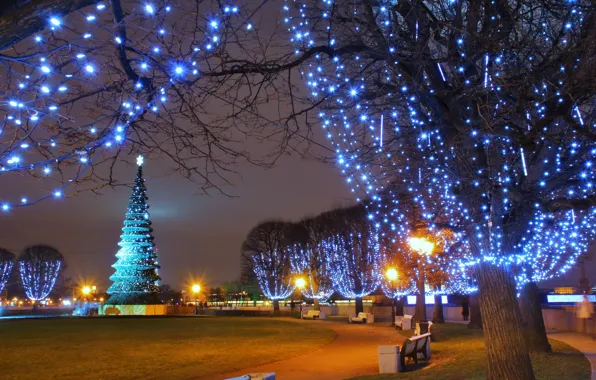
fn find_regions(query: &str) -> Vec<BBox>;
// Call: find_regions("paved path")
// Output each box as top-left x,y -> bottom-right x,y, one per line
212,320 -> 404,380
548,332 -> 596,380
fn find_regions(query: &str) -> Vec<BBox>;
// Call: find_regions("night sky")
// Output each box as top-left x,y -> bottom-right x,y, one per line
0,139 -> 355,290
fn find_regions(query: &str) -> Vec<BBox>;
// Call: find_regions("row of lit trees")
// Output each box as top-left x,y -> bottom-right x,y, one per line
241,203 -> 474,322
0,245 -> 64,303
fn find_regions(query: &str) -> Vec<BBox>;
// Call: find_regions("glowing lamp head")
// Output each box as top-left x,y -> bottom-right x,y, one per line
385,268 -> 398,281
82,286 -> 91,295
295,278 -> 306,288
409,237 -> 434,256
191,284 -> 201,294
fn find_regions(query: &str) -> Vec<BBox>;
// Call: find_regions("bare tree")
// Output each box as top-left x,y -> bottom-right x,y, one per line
0,248 -> 15,295
289,214 -> 338,310
0,0 -> 325,209
516,211 -> 596,352
241,219 -> 294,312
18,244 -> 64,301
324,204 -> 381,315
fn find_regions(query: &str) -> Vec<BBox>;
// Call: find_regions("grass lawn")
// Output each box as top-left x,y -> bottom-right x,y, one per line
325,315 -> 392,328
350,323 -> 591,380
0,317 -> 336,380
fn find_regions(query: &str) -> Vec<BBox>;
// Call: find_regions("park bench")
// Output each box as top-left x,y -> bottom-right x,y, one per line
349,312 -> 374,324
399,332 -> 431,371
301,310 -> 326,320
226,373 -> 275,380
414,321 -> 433,336
395,314 -> 413,330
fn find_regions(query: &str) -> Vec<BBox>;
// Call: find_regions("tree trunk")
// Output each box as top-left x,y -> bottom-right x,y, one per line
520,281 -> 551,353
391,297 -> 396,325
314,298 -> 320,311
355,297 -> 364,314
272,299 -> 280,312
432,294 -> 445,323
414,262 -> 426,322
477,262 -> 535,380
468,293 -> 483,329
396,296 -> 405,316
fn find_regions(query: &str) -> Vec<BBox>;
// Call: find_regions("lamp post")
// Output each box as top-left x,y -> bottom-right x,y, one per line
295,278 -> 306,317
409,237 -> 434,323
192,284 -> 201,315
385,268 -> 398,326
81,285 -> 93,315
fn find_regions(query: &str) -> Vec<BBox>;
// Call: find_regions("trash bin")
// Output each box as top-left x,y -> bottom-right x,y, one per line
378,345 -> 401,373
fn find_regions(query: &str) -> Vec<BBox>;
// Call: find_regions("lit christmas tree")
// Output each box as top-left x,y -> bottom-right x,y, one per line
106,155 -> 160,305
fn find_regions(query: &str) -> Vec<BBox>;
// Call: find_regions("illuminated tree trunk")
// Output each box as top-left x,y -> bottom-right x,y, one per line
355,296 -> 364,314
477,262 -> 535,380
468,294 -> 483,329
414,261 -> 426,322
520,281 -> 551,353
273,299 -> 280,312
314,298 -> 320,311
432,294 -> 445,324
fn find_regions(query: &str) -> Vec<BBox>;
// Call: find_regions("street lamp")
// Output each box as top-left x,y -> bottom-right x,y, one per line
82,286 -> 92,296
385,268 -> 399,326
409,237 -> 434,324
409,237 -> 434,256
192,284 -> 201,315
295,277 -> 306,317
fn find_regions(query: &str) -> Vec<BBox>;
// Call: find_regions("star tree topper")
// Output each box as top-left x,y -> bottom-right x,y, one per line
137,155 -> 144,166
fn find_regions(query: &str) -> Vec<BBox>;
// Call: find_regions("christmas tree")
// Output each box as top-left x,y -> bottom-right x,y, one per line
106,156 -> 161,305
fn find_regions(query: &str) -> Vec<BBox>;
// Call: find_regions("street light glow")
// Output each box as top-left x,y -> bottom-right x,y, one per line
82,286 -> 92,295
295,278 -> 306,288
191,284 -> 201,293
409,237 -> 434,256
386,268 -> 398,281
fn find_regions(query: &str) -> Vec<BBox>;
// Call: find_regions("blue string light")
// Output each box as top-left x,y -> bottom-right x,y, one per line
0,1 -> 253,212
283,0 -> 595,290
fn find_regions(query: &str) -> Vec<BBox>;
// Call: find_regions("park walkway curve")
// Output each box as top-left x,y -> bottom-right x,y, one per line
548,331 -> 596,380
209,319 -> 405,380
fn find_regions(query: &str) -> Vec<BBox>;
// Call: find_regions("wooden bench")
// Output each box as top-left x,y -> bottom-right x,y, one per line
395,314 -> 413,330
349,312 -> 374,324
301,310 -> 326,320
399,333 -> 431,371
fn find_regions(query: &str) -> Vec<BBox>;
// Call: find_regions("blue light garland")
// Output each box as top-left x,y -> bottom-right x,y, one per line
0,250 -> 15,295
0,1 -> 254,211
283,0 -> 596,290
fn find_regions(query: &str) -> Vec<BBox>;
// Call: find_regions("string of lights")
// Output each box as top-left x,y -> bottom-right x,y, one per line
283,0 -> 596,293
0,249 -> 15,295
0,1 -> 255,211
289,243 -> 334,300
252,249 -> 295,300
325,229 -> 382,299
18,245 -> 64,301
